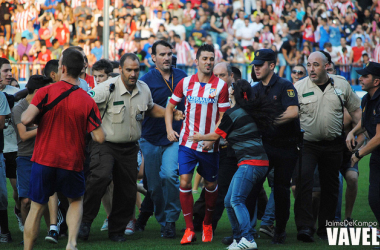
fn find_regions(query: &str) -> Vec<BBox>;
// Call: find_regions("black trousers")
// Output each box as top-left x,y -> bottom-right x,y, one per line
294,140 -> 344,235
369,150 -> 380,223
193,146 -> 265,230
263,143 -> 298,232
82,141 -> 139,236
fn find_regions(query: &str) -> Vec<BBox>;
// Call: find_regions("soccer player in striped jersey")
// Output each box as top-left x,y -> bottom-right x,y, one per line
165,44 -> 230,245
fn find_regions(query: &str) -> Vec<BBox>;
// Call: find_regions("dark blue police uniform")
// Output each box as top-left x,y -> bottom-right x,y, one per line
360,80 -> 380,223
250,49 -> 300,236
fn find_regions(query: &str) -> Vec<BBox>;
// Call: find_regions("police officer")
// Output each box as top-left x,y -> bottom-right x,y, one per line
251,49 -> 300,244
294,52 -> 362,242
78,53 -> 183,242
346,62 -> 380,225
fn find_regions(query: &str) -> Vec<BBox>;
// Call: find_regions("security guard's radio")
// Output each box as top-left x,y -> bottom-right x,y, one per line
102,83 -> 116,119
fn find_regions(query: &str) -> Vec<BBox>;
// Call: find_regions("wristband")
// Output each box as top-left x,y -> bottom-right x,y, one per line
355,150 -> 363,159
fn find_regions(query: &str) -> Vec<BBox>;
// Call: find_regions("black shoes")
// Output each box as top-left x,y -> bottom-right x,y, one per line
260,225 -> 275,238
221,236 -> 234,245
78,222 -> 92,241
272,230 -> 287,244
109,234 -> 126,242
163,222 -> 176,238
45,230 -> 59,244
135,212 -> 151,232
297,226 -> 315,242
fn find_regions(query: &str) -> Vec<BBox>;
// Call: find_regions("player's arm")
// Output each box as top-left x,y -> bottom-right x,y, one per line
275,105 -> 298,125
348,107 -> 362,128
165,102 -> 179,142
91,126 -> 105,143
189,131 -> 221,142
16,123 -> 37,142
202,111 -> 225,150
21,105 -> 39,127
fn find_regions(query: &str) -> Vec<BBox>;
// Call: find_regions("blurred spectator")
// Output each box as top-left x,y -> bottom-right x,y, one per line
21,21 -> 38,46
350,37 -> 365,85
17,37 -> 32,62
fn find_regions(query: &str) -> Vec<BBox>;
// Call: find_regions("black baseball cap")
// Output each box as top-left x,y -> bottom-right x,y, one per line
250,49 -> 276,66
356,62 -> 380,77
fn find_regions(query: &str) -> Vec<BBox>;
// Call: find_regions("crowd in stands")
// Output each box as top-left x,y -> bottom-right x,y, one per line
1,0 -> 380,83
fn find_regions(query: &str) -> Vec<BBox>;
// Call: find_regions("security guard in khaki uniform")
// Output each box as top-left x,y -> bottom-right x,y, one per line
294,52 -> 362,242
78,53 -> 183,242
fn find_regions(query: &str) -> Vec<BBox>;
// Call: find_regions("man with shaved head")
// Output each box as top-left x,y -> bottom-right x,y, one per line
294,51 -> 362,242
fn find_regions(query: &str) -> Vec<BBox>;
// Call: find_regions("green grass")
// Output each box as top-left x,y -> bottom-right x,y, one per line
4,155 -> 377,249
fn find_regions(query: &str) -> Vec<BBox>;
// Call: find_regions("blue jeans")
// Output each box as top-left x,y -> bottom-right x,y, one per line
261,168 -> 275,226
139,138 -> 181,225
225,164 -> 268,241
335,173 -> 344,221
0,154 -> 7,210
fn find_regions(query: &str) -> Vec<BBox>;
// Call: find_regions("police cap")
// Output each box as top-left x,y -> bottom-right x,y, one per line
250,49 -> 276,66
356,62 -> 380,77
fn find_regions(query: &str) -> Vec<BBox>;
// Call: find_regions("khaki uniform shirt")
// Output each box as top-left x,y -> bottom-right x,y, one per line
295,74 -> 361,141
89,76 -> 154,143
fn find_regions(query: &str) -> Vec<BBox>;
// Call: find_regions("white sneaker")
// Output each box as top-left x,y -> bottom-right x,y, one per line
124,219 -> 136,235
15,212 -> 24,232
227,239 -> 238,249
229,237 -> 257,250
100,218 -> 108,231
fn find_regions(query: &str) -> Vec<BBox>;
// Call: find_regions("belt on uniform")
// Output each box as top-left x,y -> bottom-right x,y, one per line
219,144 -> 228,150
105,141 -> 137,147
305,135 -> 344,146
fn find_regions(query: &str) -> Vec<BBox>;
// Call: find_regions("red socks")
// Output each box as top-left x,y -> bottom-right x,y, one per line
204,185 -> 218,225
180,187 -> 194,231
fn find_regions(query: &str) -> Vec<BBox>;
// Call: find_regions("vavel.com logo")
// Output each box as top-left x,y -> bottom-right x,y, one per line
326,220 -> 379,246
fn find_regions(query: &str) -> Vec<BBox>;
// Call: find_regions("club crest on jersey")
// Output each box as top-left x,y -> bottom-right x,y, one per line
209,88 -> 217,98
287,89 -> 295,97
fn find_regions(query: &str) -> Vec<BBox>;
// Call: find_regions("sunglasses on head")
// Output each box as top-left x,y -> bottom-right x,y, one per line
292,70 -> 304,75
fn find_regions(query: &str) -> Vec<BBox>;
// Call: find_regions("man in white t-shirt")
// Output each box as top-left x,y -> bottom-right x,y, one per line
236,18 -> 256,48
249,15 -> 264,36
232,10 -> 246,37
167,16 -> 186,41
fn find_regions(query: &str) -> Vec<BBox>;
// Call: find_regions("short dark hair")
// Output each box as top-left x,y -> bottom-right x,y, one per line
111,61 -> 119,69
44,59 -> 59,78
52,38 -> 59,46
70,46 -> 84,52
231,66 -> 241,81
356,37 -> 362,41
152,40 -> 173,55
174,34 -> 181,39
0,58 -> 10,70
61,49 -> 84,78
92,59 -> 113,75
324,42 -> 332,48
196,44 -> 214,60
293,64 -> 307,73
120,53 -> 140,67
26,75 -> 52,94
108,72 -> 120,78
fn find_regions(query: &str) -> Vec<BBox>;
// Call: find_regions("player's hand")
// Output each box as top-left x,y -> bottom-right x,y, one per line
346,131 -> 356,151
167,129 -> 179,142
173,108 -> 185,121
351,154 -> 360,167
202,141 -> 214,151
188,132 -> 202,142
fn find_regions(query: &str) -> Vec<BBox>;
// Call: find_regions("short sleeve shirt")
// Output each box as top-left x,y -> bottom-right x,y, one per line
251,73 -> 300,142
88,76 -> 154,143
215,106 -> 269,166
2,85 -> 20,153
0,92 -> 11,153
361,88 -> 380,140
295,75 -> 361,141
12,99 -> 36,156
169,73 -> 230,153
31,81 -> 102,171
140,67 -> 187,146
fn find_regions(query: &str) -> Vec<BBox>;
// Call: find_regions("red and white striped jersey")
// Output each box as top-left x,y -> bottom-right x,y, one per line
213,0 -> 229,12
337,55 -> 350,72
122,41 -> 137,53
19,63 -> 27,79
325,0 -> 333,10
214,48 -> 223,63
109,40 -> 119,61
340,1 -> 354,16
374,44 -> 380,63
272,0 -> 285,18
15,10 -> 34,33
183,9 -> 196,19
169,73 -> 230,153
84,45 -> 90,57
175,41 -> 191,65
71,0 -> 92,8
259,32 -> 275,44
142,0 -> 152,7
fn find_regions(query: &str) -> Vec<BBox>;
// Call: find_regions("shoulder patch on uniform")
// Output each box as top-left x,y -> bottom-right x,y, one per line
88,90 -> 95,97
287,89 -> 295,97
